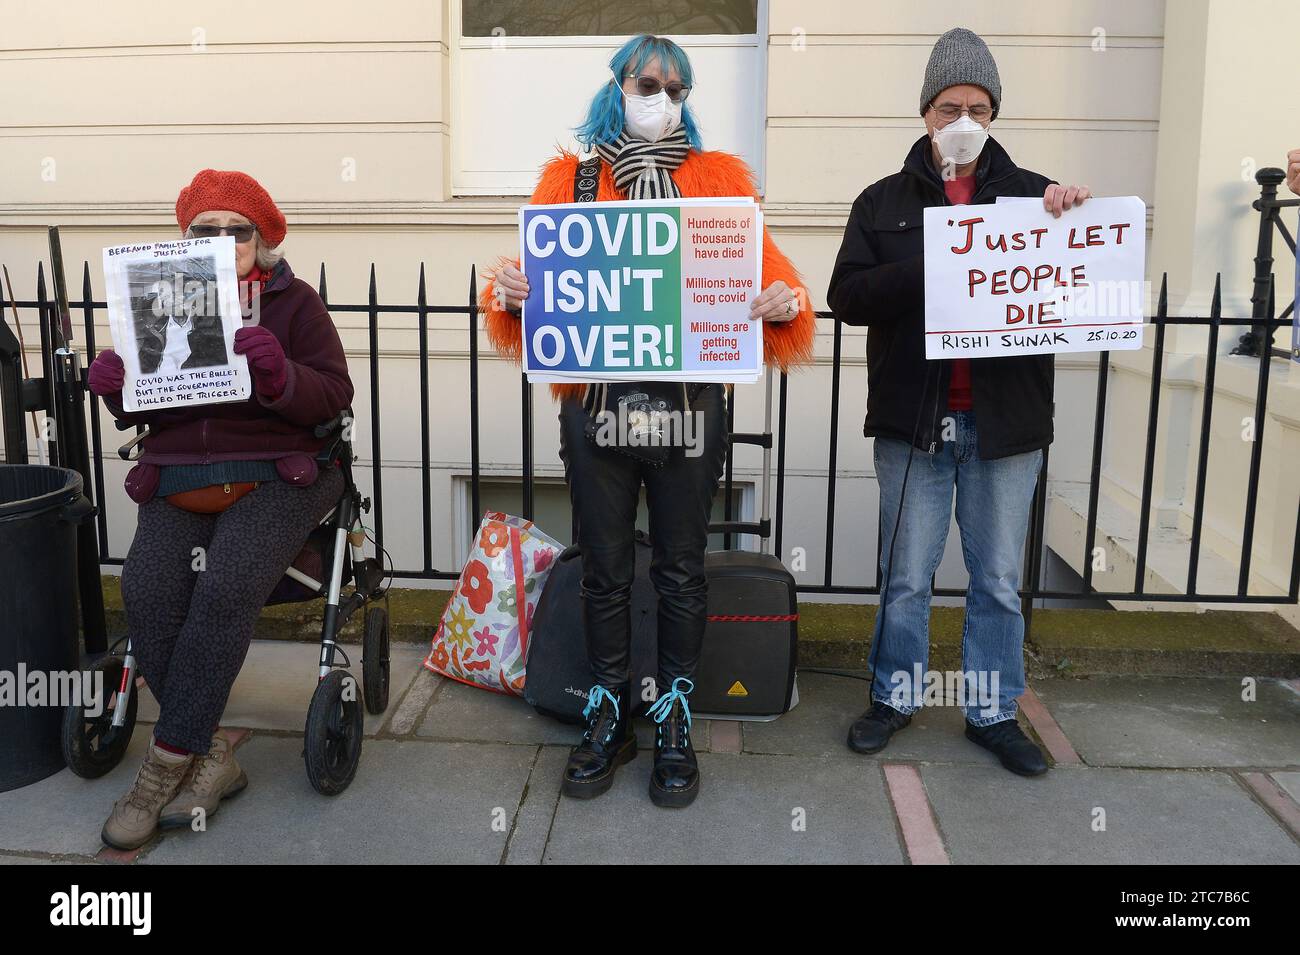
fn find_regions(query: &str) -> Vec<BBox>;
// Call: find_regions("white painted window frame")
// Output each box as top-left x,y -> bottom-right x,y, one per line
448,0 -> 769,197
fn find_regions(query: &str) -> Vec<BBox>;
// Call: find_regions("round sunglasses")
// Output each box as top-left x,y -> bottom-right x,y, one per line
625,73 -> 691,103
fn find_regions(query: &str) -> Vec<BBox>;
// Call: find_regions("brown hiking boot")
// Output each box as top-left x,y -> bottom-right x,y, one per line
159,730 -> 248,829
101,739 -> 194,850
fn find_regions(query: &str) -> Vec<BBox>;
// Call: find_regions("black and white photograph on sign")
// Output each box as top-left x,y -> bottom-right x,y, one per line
101,235 -> 251,412
125,254 -> 229,375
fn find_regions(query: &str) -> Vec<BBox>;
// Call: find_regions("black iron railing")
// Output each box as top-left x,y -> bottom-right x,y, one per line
2,257 -> 1298,645
1232,166 -> 1298,360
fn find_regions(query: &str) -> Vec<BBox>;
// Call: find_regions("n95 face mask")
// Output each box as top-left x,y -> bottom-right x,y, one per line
933,115 -> 989,166
623,89 -> 683,143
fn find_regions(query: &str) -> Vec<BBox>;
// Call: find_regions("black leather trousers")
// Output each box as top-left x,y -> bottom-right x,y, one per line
558,385 -> 728,690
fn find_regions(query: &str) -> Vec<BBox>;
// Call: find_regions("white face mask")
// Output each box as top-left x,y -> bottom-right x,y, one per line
622,89 -> 683,143
933,114 -> 989,166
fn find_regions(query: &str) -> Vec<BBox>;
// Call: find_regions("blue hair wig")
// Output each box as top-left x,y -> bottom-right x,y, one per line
574,34 -> 703,151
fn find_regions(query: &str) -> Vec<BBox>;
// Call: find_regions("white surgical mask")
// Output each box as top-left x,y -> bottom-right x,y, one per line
622,89 -> 683,143
933,114 -> 989,166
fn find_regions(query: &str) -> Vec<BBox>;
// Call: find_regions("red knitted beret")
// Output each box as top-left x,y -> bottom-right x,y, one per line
175,169 -> 287,248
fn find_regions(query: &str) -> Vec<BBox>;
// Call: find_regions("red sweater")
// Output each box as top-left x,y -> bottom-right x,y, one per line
943,175 -> 975,412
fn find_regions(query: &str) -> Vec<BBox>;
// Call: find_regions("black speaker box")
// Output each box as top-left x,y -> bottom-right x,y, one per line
692,549 -> 798,718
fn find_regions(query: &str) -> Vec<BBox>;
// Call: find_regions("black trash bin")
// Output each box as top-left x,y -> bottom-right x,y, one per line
0,465 -> 94,792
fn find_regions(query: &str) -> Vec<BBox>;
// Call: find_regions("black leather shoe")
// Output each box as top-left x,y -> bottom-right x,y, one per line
647,678 -> 699,808
846,700 -> 913,754
965,719 -> 1049,776
562,684 -> 636,799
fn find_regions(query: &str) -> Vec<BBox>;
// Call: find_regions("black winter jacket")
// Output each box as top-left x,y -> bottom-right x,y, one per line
827,134 -> 1056,460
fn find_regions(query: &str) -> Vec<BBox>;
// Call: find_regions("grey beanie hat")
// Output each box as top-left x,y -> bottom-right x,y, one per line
919,27 -> 1001,118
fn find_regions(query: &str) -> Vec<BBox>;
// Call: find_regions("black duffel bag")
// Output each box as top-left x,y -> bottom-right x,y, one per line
524,531 -> 659,723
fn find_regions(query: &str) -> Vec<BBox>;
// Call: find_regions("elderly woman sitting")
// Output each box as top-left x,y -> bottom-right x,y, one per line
88,169 -> 353,849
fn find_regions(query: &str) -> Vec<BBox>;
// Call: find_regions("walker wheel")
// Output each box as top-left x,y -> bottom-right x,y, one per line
303,669 -> 364,796
362,605 -> 390,715
61,654 -> 137,779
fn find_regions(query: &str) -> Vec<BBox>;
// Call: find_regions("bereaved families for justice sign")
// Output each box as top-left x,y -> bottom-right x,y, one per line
519,197 -> 763,383
923,195 -> 1147,359
101,235 -> 252,412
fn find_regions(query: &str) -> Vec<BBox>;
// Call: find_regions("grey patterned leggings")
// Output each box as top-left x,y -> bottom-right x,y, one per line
121,466 -> 345,753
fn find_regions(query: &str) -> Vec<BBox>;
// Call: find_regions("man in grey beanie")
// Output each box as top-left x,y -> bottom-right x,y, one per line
827,27 -> 1091,775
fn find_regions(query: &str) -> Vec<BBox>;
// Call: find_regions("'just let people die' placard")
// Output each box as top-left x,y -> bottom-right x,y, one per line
923,195 -> 1147,359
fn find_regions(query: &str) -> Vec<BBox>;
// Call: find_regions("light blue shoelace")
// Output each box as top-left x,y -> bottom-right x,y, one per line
647,677 -> 694,729
583,685 -> 620,723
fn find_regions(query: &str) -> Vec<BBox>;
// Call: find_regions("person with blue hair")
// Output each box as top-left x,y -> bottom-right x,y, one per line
572,33 -> 705,154
481,34 -> 815,808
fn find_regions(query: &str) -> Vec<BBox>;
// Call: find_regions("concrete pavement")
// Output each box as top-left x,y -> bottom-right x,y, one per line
0,643 -> 1296,865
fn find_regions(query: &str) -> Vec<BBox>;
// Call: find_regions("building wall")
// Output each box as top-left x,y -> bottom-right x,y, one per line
1100,0 -> 1300,624
1,1 -> 1296,616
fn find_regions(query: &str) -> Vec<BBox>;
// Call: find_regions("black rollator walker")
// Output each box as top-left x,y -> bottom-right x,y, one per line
60,409 -> 392,796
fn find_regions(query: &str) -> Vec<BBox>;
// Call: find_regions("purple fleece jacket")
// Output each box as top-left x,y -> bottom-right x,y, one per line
103,259 -> 354,465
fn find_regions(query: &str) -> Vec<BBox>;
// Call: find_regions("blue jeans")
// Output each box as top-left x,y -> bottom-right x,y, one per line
869,411 -> 1042,726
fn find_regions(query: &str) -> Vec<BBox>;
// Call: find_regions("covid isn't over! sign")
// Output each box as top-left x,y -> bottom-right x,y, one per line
519,197 -> 763,383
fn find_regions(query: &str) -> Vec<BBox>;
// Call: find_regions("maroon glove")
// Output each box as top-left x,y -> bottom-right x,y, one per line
87,349 -> 125,397
233,325 -> 287,399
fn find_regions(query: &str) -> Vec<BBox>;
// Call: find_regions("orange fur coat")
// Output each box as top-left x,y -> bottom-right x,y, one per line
480,149 -> 817,401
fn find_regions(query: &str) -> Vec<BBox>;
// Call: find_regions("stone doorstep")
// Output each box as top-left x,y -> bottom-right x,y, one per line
98,576 -> 1300,678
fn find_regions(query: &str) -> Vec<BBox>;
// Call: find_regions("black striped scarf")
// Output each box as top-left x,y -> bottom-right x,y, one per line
594,128 -> 689,200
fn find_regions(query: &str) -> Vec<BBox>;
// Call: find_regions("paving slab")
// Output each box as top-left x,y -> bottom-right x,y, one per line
0,733 -> 150,858
1273,771 -> 1300,805
741,671 -> 1000,765
141,736 -> 535,865
503,746 -> 568,866
137,640 -> 426,737
382,663 -> 443,736
543,753 -> 904,865
1032,676 -> 1300,768
414,675 -> 711,751
922,764 -> 1300,865
416,675 -> 578,745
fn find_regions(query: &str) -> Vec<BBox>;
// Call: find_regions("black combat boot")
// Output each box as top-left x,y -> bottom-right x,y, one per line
647,677 -> 699,808
561,683 -> 636,799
